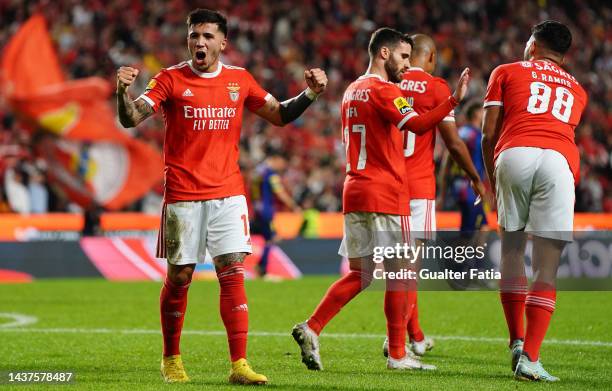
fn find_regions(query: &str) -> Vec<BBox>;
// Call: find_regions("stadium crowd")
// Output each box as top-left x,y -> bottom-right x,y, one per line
0,0 -> 610,214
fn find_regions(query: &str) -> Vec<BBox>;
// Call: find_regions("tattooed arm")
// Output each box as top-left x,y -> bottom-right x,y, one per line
116,66 -> 154,128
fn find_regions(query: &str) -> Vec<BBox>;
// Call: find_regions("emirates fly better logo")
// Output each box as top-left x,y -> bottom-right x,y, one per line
227,82 -> 240,102
182,82 -> 240,130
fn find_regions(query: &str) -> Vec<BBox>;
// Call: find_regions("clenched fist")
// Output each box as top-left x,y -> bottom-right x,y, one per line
304,68 -> 328,95
117,66 -> 140,93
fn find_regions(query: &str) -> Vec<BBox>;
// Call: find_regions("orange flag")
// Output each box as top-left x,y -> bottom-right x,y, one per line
10,78 -> 128,142
0,14 -> 64,96
1,14 -> 164,210
36,137 -> 163,211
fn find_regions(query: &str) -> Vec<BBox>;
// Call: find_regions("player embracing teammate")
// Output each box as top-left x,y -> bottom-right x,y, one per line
482,21 -> 587,381
292,28 -> 471,371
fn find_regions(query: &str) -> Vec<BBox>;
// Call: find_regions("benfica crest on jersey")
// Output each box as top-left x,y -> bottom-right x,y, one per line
227,82 -> 240,102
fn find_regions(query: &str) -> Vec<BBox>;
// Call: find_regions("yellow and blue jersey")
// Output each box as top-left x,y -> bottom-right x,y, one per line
251,163 -> 281,221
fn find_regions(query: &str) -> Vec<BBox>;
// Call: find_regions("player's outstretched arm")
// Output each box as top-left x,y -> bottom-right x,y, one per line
451,67 -> 471,103
116,66 -> 153,128
481,106 -> 503,194
402,68 -> 470,134
255,68 -> 327,126
438,122 -> 486,199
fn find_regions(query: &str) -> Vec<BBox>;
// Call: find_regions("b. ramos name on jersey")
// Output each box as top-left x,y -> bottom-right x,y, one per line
183,105 -> 237,131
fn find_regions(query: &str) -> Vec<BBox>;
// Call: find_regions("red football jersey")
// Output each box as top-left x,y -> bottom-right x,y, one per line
139,61 -> 271,203
341,74 -> 418,215
399,68 -> 455,199
484,60 -> 587,182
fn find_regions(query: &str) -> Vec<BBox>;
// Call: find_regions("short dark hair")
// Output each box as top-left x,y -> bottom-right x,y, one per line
265,147 -> 288,160
464,100 -> 483,121
368,27 -> 413,58
532,20 -> 572,55
186,9 -> 228,36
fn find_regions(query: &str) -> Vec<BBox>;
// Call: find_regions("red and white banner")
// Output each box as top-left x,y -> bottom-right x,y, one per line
1,14 -> 163,210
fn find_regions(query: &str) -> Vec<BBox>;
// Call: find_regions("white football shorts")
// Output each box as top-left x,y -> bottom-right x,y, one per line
409,199 -> 436,240
339,212 -> 412,259
156,195 -> 252,265
495,147 -> 575,241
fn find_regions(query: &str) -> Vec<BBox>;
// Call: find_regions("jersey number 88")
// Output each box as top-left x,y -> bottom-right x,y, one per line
526,81 -> 574,123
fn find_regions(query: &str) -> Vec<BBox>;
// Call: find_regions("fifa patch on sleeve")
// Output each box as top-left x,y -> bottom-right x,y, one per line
393,97 -> 412,115
144,79 -> 157,92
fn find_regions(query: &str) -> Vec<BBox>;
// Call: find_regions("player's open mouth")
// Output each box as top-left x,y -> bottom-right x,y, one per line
195,51 -> 206,61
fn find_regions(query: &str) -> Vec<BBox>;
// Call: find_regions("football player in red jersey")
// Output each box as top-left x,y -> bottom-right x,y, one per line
292,27 -> 471,371
381,33 -> 487,359
482,21 -> 587,382
116,9 -> 327,385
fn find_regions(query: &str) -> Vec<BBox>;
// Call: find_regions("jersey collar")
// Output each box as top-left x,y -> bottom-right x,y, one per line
358,73 -> 385,82
188,60 -> 223,78
409,66 -> 425,72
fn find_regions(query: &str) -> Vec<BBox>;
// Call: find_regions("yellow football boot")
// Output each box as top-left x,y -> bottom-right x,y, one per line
228,358 -> 268,385
160,355 -> 189,383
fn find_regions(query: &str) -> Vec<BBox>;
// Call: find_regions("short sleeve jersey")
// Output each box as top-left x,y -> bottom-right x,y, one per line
341,74 -> 418,216
399,68 -> 455,199
484,60 -> 587,182
138,61 -> 271,202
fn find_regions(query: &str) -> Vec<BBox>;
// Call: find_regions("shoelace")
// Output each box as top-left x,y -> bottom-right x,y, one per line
165,360 -> 185,375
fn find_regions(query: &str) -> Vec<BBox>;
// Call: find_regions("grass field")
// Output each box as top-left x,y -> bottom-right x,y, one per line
0,277 -> 611,390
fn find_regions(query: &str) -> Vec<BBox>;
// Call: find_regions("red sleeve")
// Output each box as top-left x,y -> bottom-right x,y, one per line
404,96 -> 458,134
245,71 -> 272,112
138,69 -> 173,112
434,79 -> 455,122
371,83 -> 418,130
483,65 -> 505,108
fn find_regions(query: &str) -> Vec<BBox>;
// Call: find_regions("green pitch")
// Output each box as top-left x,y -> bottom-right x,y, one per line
0,277 -> 610,390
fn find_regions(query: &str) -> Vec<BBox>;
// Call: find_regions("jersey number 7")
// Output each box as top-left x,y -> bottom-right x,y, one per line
344,124 -> 367,171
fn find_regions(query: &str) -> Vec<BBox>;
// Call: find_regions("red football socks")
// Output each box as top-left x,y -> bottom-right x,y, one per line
217,264 -> 249,362
160,277 -> 191,357
500,276 -> 528,345
523,282 -> 556,361
307,270 -> 372,335
385,281 -> 411,360
407,301 -> 424,342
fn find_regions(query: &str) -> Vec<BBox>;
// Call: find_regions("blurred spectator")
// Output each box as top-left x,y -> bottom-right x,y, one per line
26,166 -> 49,213
4,166 -> 30,214
0,0 -> 610,213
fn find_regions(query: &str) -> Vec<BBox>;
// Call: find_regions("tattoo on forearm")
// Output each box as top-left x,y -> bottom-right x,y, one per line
265,97 -> 280,113
117,90 -> 153,128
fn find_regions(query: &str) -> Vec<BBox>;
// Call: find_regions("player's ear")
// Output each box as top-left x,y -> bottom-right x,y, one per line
380,47 -> 390,60
220,36 -> 227,51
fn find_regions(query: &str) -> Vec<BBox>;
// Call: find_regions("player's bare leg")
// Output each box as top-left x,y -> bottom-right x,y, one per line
514,236 -> 563,382
213,252 -> 267,385
293,257 -> 374,370
498,228 -> 528,371
160,263 -> 195,383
